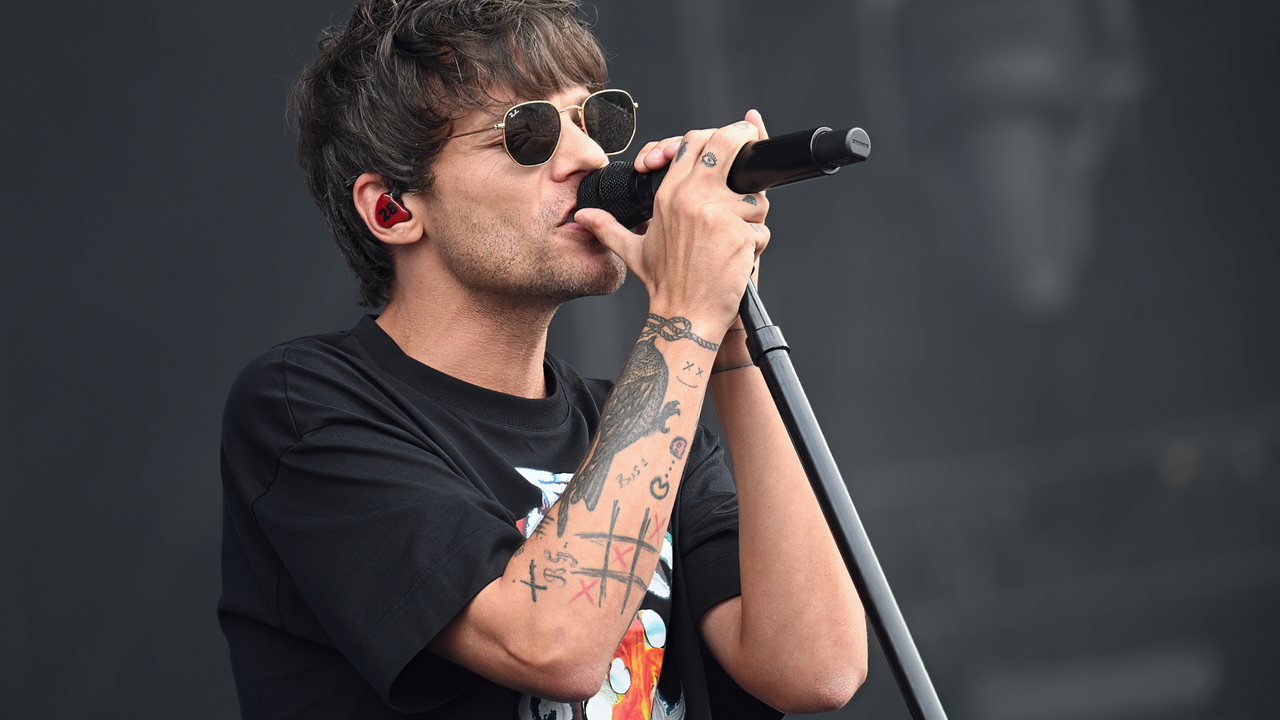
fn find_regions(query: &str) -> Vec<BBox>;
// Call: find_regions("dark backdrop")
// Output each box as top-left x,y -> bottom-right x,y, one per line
1,2 -> 1276,718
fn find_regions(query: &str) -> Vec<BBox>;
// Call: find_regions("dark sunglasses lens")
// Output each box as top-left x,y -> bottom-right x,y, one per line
583,91 -> 636,154
503,102 -> 561,166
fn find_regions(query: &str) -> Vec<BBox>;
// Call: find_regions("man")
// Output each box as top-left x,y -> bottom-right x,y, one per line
219,1 -> 866,717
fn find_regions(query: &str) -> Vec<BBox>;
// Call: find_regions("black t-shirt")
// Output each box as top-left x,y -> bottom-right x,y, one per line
218,316 -> 755,719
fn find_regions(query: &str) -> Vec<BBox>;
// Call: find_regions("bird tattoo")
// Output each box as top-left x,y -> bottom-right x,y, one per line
556,315 -> 718,536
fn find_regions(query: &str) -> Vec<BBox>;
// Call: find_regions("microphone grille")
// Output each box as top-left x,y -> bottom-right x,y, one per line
579,161 -> 649,230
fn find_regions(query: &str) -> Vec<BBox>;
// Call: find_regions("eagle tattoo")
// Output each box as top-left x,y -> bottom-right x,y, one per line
556,315 -> 718,536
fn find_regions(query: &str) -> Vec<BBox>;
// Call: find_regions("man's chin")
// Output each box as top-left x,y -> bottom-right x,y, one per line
562,260 -> 627,300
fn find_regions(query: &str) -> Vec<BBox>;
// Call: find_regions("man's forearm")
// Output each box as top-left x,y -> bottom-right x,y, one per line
429,312 -> 721,701
702,353 -> 867,713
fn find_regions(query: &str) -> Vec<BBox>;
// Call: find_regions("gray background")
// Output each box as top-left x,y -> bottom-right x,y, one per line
1,1 -> 1276,718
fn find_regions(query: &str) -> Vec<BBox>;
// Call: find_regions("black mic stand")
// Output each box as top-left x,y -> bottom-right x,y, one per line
738,280 -> 948,720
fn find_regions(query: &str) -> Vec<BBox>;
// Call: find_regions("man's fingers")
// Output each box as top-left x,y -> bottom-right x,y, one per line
745,109 -> 770,198
632,139 -> 662,171
574,208 -> 640,267
661,138 -> 683,162
693,120 -> 760,184
635,136 -> 684,172
745,109 -> 769,142
737,193 -> 769,222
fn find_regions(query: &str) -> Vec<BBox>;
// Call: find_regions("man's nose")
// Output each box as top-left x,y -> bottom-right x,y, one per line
550,112 -> 608,180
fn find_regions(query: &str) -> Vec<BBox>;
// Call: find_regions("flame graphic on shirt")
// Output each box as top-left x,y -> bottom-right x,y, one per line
610,613 -> 665,718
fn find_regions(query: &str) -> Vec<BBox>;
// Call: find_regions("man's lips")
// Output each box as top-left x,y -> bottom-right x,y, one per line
559,204 -> 581,228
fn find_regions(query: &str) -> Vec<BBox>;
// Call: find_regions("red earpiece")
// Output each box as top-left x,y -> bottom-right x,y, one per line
375,193 -> 412,228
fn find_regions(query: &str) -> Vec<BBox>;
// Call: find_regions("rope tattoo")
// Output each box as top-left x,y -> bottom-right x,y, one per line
641,314 -> 720,351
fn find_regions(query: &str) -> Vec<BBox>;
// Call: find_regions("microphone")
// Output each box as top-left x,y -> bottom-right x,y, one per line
577,126 -> 870,229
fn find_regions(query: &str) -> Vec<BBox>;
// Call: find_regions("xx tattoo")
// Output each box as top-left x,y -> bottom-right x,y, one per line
677,360 -> 703,388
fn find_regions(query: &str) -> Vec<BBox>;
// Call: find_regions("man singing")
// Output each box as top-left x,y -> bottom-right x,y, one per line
218,1 -> 866,717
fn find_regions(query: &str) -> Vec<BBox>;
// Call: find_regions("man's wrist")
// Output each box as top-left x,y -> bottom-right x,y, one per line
711,328 -> 752,373
643,306 -> 727,349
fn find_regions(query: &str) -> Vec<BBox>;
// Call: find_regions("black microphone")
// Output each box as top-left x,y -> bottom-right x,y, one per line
577,126 -> 870,229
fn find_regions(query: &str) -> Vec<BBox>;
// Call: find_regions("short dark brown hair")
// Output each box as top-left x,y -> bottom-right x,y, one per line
292,0 -> 609,307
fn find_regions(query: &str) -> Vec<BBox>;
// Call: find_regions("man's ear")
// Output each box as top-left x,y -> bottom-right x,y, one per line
353,172 -> 423,245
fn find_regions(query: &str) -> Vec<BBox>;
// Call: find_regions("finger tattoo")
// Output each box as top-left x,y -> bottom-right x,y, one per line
741,195 -> 758,206
700,152 -> 718,168
675,141 -> 689,163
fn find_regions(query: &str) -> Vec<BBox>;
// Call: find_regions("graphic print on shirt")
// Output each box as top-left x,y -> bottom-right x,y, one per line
514,468 -> 685,720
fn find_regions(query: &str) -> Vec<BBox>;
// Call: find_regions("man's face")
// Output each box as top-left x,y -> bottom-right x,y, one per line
413,86 -> 627,304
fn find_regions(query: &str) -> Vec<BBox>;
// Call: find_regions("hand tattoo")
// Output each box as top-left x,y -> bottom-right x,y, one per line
741,195 -> 758,206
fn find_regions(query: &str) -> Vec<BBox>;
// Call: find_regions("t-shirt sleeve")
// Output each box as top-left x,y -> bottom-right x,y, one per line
227,342 -> 525,710
674,424 -> 743,621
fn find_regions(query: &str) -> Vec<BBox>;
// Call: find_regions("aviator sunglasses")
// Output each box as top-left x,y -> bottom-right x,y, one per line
448,89 -> 638,167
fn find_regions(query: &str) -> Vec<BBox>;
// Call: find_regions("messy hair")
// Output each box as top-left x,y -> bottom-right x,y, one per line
292,0 -> 609,307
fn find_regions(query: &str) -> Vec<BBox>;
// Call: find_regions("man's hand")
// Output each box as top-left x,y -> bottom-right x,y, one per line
587,110 -> 869,713
575,111 -> 772,345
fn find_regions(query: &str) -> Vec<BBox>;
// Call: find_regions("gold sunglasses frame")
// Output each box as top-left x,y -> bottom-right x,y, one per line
448,89 -> 639,167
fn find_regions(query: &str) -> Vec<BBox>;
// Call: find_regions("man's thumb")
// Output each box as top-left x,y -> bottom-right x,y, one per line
575,208 -> 638,264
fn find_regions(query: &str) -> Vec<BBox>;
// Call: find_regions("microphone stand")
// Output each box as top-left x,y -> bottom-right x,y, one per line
738,280 -> 948,720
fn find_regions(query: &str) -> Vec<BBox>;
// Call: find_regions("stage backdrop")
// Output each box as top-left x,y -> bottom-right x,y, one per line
1,1 -> 1277,718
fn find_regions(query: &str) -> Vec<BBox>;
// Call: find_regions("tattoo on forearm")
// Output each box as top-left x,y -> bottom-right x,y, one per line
543,550 -> 578,566
570,579 -> 599,605
701,151 -> 718,168
649,475 -> 670,500
741,195 -> 758,206
557,328 -> 682,536
677,362 -> 704,388
521,560 -> 548,602
616,458 -> 651,488
642,314 -> 720,350
542,566 -> 568,588
676,141 -> 689,162
647,514 -> 668,542
654,439 -> 685,499
572,500 -> 657,612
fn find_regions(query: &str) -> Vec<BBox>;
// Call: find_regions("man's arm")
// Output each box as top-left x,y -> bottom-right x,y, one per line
613,111 -> 869,713
428,315 -> 720,701
698,325 -> 868,714
430,120 -> 768,701
432,116 -> 867,711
